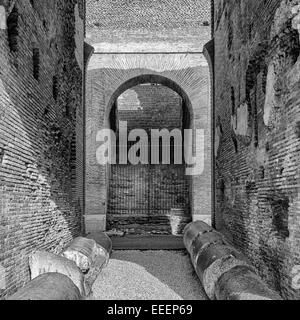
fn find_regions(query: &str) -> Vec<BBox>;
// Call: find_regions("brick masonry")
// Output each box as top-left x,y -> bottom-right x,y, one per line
107,84 -> 191,235
2,0 -> 297,300
214,0 -> 300,299
86,53 -> 212,232
85,1 -> 213,233
0,0 -> 83,297
86,0 -> 211,52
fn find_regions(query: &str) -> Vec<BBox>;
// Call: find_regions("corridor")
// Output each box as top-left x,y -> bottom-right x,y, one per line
90,251 -> 207,300
1,0 -> 300,301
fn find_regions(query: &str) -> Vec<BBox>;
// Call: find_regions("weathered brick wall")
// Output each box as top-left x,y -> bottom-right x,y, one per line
116,84 -> 183,132
214,0 -> 300,299
107,84 -> 191,234
0,0 -> 83,297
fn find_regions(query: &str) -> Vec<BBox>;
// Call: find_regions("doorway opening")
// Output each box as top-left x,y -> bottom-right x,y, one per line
107,83 -> 192,236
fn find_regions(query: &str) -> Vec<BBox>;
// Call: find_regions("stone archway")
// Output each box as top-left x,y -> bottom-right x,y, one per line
85,53 -> 212,233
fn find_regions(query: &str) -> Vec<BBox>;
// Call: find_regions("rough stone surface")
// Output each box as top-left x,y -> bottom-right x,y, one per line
61,237 -> 100,273
183,221 -> 214,254
184,222 -> 281,300
29,251 -> 86,296
76,233 -> 113,294
190,231 -> 224,263
201,255 -> 253,300
0,0 -> 84,298
0,5 -> 6,30
214,0 -> 300,299
86,232 -> 113,256
215,265 -> 282,300
7,272 -> 82,301
231,102 -> 251,138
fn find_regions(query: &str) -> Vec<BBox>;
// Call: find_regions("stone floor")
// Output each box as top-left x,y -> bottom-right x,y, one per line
90,250 -> 208,300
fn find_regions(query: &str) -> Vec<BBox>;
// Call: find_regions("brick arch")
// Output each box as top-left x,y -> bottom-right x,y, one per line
87,53 -> 209,124
106,74 -> 193,130
85,53 -> 212,232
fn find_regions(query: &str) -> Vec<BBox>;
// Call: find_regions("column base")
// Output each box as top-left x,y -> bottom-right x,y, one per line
85,215 -> 106,233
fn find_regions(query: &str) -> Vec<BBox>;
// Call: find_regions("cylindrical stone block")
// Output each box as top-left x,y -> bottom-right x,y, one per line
7,273 -> 82,300
190,230 -> 224,266
183,222 -> 281,300
215,265 -> 282,300
87,232 -> 113,257
29,251 -> 86,296
194,243 -> 252,299
195,243 -> 249,278
61,237 -> 99,273
183,221 -> 214,254
83,232 -> 113,291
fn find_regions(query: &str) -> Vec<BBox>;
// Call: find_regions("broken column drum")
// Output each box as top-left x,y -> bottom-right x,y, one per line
184,222 -> 282,300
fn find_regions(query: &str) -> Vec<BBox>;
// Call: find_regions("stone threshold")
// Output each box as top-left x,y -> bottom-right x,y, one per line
111,235 -> 185,250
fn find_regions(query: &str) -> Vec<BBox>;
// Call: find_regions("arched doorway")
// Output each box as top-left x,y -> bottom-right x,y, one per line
85,53 -> 212,234
107,82 -> 192,235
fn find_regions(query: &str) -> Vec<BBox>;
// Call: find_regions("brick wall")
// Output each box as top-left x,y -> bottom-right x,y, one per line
0,0 -> 83,297
214,0 -> 300,299
107,84 -> 191,234
117,84 -> 183,132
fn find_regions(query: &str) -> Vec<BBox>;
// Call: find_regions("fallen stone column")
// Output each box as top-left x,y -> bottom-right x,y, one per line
183,221 -> 214,254
8,234 -> 113,300
86,232 -> 113,258
189,230 -> 225,265
183,222 -> 282,300
29,251 -> 87,296
61,237 -> 106,273
215,265 -> 283,300
61,233 -> 112,292
194,242 -> 254,299
84,232 -> 113,290
7,273 -> 82,300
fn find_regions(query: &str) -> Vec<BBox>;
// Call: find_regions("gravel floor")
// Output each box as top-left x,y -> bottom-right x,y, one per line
90,250 -> 208,300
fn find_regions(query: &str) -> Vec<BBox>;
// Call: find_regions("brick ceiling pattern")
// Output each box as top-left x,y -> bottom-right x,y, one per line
86,0 -> 211,30
86,0 -> 211,52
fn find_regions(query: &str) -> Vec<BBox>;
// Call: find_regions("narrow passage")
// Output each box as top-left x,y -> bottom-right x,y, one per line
91,250 -> 208,300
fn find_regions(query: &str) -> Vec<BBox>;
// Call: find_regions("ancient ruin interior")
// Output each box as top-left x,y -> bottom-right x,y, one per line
0,0 -> 300,300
